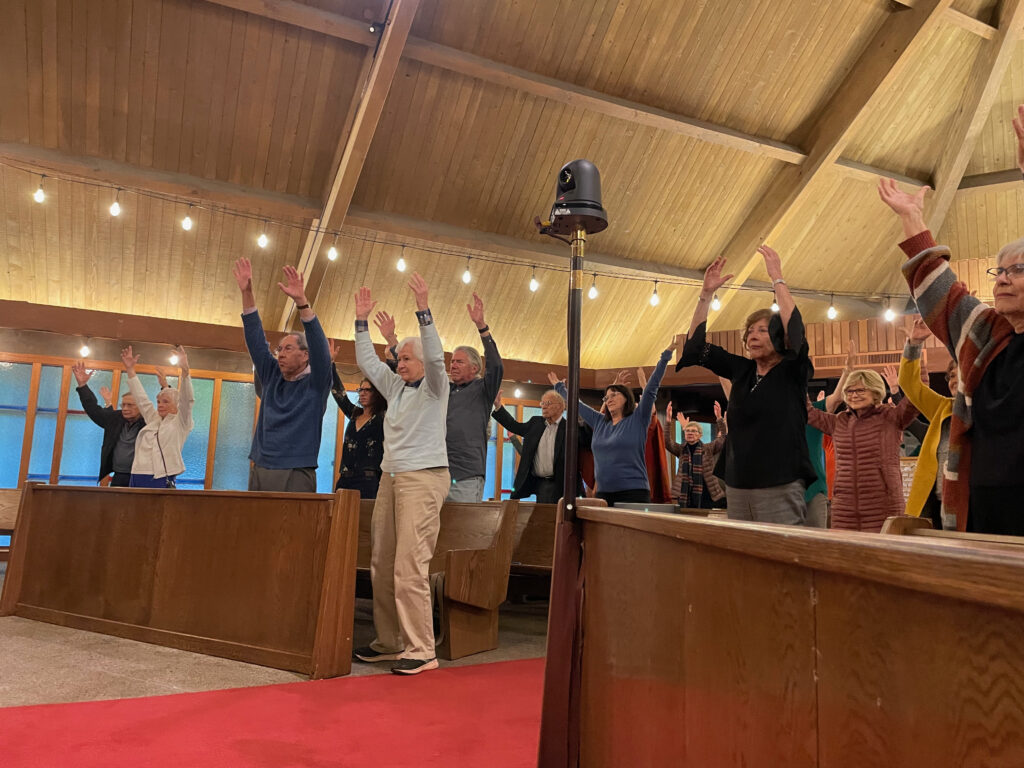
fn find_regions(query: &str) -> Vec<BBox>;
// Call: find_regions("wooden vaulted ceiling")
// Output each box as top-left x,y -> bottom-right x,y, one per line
1,0 -> 1023,367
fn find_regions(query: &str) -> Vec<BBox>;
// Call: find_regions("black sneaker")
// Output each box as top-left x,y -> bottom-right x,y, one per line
391,658 -> 439,675
353,646 -> 403,663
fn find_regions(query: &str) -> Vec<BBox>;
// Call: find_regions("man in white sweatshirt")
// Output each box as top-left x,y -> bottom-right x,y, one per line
351,273 -> 450,676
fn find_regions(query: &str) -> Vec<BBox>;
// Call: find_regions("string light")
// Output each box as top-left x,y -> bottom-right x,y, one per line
827,294 -> 838,320
396,246 -> 407,272
181,205 -> 193,231
79,339 -> 91,358
327,235 -> 339,261
588,273 -> 598,300
109,189 -> 121,217
529,268 -> 539,292
883,297 -> 896,323
169,352 -> 180,365
462,257 -> 472,284
257,221 -> 269,249
771,295 -> 780,313
649,281 -> 660,307
711,294 -> 721,311
33,175 -> 45,203
513,387 -> 523,398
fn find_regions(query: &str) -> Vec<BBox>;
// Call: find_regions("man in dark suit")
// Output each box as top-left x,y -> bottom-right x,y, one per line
72,361 -> 144,487
492,390 -> 591,502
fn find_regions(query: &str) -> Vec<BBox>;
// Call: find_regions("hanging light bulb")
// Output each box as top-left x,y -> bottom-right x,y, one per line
649,281 -> 660,307
396,247 -> 407,272
33,175 -> 46,203
79,339 -> 91,358
327,235 -> 339,261
883,298 -> 896,323
711,294 -> 721,311
169,352 -> 180,365
513,387 -> 523,398
181,205 -> 193,231
257,221 -> 269,249
462,257 -> 472,284
529,268 -> 539,292
588,274 -> 598,300
827,294 -> 838,320
771,294 -> 780,313
109,189 -> 121,217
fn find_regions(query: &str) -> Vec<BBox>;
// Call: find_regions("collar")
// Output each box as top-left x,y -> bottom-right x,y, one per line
405,378 -> 423,389
283,364 -> 312,382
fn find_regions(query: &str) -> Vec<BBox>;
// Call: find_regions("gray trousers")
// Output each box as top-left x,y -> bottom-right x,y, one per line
805,493 -> 829,528
725,480 -> 806,525
248,465 -> 317,493
445,474 -> 485,503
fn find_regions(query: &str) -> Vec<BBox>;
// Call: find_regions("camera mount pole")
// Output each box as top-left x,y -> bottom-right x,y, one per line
561,225 -> 585,523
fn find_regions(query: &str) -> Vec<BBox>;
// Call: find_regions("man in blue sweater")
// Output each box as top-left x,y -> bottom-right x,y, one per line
233,257 -> 332,493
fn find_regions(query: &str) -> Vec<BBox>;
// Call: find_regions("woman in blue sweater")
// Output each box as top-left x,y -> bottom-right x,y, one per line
549,343 -> 673,506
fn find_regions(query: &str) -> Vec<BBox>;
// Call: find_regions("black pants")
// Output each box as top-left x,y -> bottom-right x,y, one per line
110,472 -> 131,487
336,473 -> 381,499
968,485 -> 1024,536
533,477 -> 561,504
597,488 -> 651,507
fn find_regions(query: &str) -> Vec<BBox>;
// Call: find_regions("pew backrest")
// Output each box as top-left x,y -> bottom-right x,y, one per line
0,489 -> 21,530
881,515 -> 1024,553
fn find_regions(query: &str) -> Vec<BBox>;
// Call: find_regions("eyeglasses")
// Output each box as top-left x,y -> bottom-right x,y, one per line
987,264 -> 1024,279
274,344 -> 301,354
602,393 -> 624,402
357,387 -> 374,393
844,387 -> 869,396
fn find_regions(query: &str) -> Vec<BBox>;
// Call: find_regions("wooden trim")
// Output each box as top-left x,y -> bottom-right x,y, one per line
0,484 -> 34,615
48,365 -> 73,484
958,168 -> 1023,193
111,369 -> 122,402
577,507 -> 1024,616
310,490 -> 361,678
0,352 -> 255,384
17,364 -> 42,488
333,404 -> 344,490
205,378 -> 223,490
12,605 -> 312,674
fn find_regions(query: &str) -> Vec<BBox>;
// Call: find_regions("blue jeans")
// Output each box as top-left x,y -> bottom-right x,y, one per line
129,473 -> 176,488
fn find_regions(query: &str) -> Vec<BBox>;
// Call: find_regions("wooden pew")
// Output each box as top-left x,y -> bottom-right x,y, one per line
511,502 -> 558,574
0,488 -> 19,561
1,484 -> 360,678
881,515 -> 1024,553
542,508 -> 1024,766
356,497 -> 520,660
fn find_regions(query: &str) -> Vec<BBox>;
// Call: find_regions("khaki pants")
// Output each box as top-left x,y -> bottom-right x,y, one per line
369,467 -> 451,660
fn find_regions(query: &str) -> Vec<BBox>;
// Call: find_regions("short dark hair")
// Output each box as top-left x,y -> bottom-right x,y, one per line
603,384 -> 636,421
944,360 -> 957,383
743,309 -> 774,346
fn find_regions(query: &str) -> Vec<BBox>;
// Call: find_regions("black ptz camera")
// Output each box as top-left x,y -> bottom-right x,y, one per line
537,159 -> 608,236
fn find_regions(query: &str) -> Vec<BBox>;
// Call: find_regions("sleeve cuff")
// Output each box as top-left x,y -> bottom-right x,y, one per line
415,309 -> 434,327
899,230 -> 936,258
355,319 -> 369,332
242,307 -> 258,316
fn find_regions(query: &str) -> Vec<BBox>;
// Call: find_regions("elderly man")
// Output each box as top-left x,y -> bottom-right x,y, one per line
233,257 -> 332,493
445,292 -> 503,502
492,390 -> 591,503
352,273 -> 450,676
71,361 -> 143,487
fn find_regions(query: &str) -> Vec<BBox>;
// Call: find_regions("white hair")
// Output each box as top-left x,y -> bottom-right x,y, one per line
397,336 -> 423,362
453,345 -> 483,378
157,387 -> 179,405
997,237 -> 1024,266
542,389 -> 565,407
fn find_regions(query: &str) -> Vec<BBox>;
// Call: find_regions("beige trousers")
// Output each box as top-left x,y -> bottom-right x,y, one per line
369,467 -> 450,660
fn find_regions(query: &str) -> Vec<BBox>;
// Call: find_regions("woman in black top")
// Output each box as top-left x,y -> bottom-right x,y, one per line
332,368 -> 386,498
677,245 -> 816,525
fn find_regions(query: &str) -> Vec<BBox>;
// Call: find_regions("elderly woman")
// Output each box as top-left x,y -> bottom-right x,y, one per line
120,345 -> 194,488
549,343 -> 673,506
664,402 -> 727,509
678,245 -> 817,524
898,319 -> 957,530
351,273 -> 449,676
330,366 -> 387,498
806,370 -> 918,532
880,133 -> 1024,534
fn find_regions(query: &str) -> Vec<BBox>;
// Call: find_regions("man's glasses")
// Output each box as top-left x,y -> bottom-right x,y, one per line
987,264 -> 1024,279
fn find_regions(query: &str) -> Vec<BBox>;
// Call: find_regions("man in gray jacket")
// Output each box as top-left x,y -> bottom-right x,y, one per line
445,292 -> 503,502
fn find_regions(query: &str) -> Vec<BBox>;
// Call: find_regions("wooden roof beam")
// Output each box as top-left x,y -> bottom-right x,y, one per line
927,0 -> 1024,231
708,0 -> 954,325
280,0 -> 421,332
957,167 -> 1023,193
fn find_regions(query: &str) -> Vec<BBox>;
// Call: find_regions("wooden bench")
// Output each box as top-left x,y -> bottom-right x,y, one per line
881,515 -> 1024,552
0,488 -> 19,561
2,484 -> 360,678
357,497 -> 520,660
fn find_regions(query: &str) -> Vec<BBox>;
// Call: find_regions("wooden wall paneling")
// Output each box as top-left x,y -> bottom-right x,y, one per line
867,317 -> 878,352
310,489 -> 361,678
884,320 -> 897,351
831,320 -> 843,356
17,363 -> 42,488
814,322 -> 826,356
204,377 -> 223,489
47,364 -> 72,484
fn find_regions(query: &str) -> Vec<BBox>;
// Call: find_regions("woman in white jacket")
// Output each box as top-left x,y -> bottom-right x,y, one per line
120,345 -> 194,488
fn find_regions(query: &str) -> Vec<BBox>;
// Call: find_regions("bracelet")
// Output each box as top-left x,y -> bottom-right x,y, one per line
295,303 -> 310,310
478,325 -> 490,334
697,296 -> 709,303
771,278 -> 786,286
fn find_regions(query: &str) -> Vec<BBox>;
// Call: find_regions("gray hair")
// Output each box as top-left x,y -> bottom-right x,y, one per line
157,387 -> 179,405
542,389 -> 565,407
997,237 -> 1024,266
454,345 -> 483,378
285,332 -> 308,351
397,336 -> 423,362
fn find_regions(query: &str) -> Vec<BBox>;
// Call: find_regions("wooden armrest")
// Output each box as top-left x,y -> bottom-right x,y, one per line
444,547 -> 502,609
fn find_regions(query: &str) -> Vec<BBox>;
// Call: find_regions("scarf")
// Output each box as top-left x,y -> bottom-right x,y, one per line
677,441 -> 705,508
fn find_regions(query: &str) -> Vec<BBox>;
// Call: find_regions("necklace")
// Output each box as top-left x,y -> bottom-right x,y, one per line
750,372 -> 766,393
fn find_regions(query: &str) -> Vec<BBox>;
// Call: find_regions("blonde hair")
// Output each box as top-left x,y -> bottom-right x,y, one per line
843,370 -> 886,404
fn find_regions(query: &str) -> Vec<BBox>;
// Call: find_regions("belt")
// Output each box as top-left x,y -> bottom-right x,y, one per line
339,469 -> 381,479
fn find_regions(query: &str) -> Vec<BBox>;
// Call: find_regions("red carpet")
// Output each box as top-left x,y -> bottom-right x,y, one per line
0,658 -> 544,767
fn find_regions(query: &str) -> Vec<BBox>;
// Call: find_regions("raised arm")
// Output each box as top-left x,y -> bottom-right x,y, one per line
550,372 -> 602,428
898,319 -> 948,418
233,256 -> 257,311
403,274 -> 446,399
235,258 -> 278,381
354,286 -> 401,396
278,265 -> 331,387
686,256 -> 733,341
806,400 -> 837,435
374,310 -> 401,371
469,293 -> 504,401
72,362 -> 113,427
663,403 -> 683,458
175,348 -> 195,433
637,346 -> 672,421
122,346 -> 157,423
758,245 -> 797,340
493,405 -> 530,437
826,341 -> 856,413
331,366 -> 357,417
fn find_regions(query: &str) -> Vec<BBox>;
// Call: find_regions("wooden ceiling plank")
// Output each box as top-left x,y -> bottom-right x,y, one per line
199,0 -> 377,48
286,0 -> 422,331
928,0 -> 1024,231
111,0 -> 133,162
710,0 -> 954,324
272,29 -> 313,193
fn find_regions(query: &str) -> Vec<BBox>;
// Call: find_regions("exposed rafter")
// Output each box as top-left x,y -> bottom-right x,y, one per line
709,0 -> 953,323
927,0 -> 1024,232
957,167 -> 1024,194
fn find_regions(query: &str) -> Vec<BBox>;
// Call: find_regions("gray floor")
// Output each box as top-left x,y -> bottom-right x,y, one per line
0,562 -> 549,709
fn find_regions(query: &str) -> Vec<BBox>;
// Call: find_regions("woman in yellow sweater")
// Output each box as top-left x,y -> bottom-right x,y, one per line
898,318 -> 958,530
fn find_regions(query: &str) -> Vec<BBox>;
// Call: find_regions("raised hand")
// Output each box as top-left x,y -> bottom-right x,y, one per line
467,292 -> 486,329
174,345 -> 189,373
374,310 -> 397,344
757,245 -> 783,282
120,345 -> 140,374
613,369 -> 632,386
327,338 -> 339,361
877,178 -> 928,218
71,361 -> 92,387
881,364 -> 899,393
666,402 -> 673,422
277,265 -> 307,304
908,316 -> 931,344
1014,104 -> 1024,173
713,400 -> 723,420
701,256 -> 734,296
99,386 -> 113,407
675,412 -> 690,427
232,257 -> 253,292
636,367 -> 648,390
494,388 -> 503,410
155,367 -> 169,390
816,390 -> 826,402
408,273 -> 429,311
354,287 -> 377,321
546,371 -> 561,386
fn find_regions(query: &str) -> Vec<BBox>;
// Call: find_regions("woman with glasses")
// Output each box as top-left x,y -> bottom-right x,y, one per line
331,369 -> 387,498
548,342 -> 674,507
878,106 -> 1024,534
806,370 -> 918,532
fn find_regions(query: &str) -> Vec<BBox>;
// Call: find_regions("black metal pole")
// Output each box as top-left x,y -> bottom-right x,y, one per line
561,225 -> 585,520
